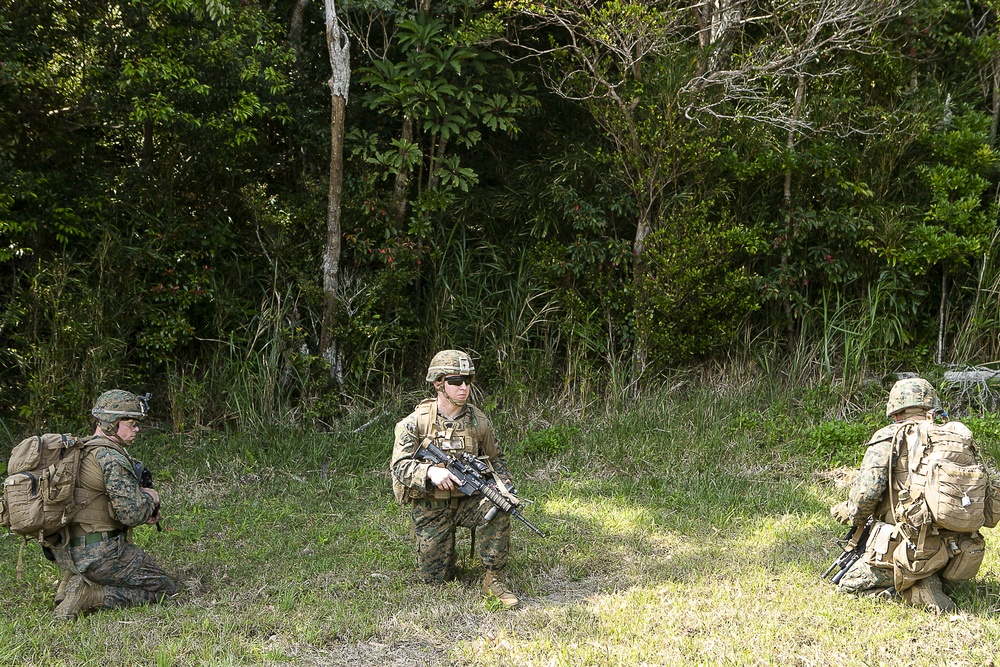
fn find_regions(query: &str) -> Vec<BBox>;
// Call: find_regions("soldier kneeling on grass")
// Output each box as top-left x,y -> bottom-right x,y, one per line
51,390 -> 179,620
390,350 -> 520,608
830,377 -> 1000,613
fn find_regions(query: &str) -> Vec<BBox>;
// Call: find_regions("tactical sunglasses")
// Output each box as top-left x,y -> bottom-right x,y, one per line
443,375 -> 473,387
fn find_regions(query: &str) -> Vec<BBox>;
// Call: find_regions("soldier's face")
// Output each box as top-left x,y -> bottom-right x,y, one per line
440,375 -> 471,404
115,419 -> 141,444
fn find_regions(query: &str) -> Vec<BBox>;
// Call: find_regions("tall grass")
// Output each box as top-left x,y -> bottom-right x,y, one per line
776,283 -> 914,390
12,261 -> 130,431
954,228 -> 1000,363
424,227 -> 562,387
163,287 -> 309,434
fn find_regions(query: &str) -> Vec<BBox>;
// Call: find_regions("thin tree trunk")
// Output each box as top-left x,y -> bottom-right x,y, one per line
142,120 -> 154,168
391,116 -> 413,226
937,266 -> 948,364
427,136 -> 448,191
991,53 -> 1000,144
288,0 -> 311,58
782,72 -> 807,346
631,200 -> 654,382
320,0 -> 350,387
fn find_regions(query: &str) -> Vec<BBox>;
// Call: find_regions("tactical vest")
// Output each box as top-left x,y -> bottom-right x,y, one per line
69,436 -> 132,535
413,398 -> 490,500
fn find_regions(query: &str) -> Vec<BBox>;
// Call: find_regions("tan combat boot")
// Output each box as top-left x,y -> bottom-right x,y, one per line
482,570 -> 519,609
902,575 -> 956,614
53,575 -> 105,621
54,571 -> 74,605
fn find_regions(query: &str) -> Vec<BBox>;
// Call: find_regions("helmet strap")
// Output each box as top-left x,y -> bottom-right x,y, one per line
96,419 -> 129,447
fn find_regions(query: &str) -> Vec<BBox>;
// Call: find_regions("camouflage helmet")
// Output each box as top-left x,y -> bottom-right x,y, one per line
92,390 -> 150,429
885,378 -> 940,418
426,349 -> 475,383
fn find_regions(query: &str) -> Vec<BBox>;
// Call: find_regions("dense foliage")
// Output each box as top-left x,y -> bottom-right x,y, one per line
3,0 -> 1000,430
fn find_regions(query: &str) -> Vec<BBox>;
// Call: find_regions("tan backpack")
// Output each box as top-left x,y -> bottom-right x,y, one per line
894,421 -> 989,534
0,434 -> 98,544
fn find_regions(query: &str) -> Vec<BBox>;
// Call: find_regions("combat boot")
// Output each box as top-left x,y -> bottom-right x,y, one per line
482,570 -> 519,608
902,574 -> 956,614
53,575 -> 105,621
54,571 -> 74,605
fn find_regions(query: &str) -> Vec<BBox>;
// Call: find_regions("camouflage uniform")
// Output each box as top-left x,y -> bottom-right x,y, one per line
391,399 -> 512,583
51,391 -> 176,618
53,435 -> 178,608
835,426 -> 900,593
832,378 -> 993,612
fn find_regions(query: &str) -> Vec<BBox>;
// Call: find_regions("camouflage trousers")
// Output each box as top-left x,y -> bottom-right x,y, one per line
54,534 -> 178,609
836,559 -> 895,594
411,496 -> 510,583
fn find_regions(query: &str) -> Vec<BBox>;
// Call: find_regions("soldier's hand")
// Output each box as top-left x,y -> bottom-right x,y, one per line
142,487 -> 160,507
428,465 -> 461,490
831,501 -> 852,525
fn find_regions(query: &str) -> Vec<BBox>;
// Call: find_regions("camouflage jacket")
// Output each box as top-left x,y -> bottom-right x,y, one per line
391,398 -> 509,501
845,420 -> 933,527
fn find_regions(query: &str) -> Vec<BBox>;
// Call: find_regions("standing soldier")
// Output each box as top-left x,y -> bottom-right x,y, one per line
830,377 -> 998,612
51,390 -> 178,620
391,350 -> 520,608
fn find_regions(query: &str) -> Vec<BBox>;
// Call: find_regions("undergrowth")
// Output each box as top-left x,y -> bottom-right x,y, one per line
3,376 -> 1000,665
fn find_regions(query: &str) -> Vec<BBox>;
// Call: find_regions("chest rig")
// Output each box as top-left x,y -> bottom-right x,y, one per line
415,399 -> 481,499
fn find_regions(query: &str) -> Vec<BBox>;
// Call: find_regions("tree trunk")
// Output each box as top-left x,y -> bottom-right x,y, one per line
781,72 -> 807,347
142,119 -> 154,168
937,265 -> 948,364
288,0 -> 311,58
391,116 -> 413,227
992,52 -> 1000,144
320,0 -> 350,387
631,203 -> 653,380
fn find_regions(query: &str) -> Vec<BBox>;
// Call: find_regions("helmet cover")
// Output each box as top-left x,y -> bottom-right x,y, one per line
92,390 -> 150,428
425,350 -> 476,383
885,378 -> 939,418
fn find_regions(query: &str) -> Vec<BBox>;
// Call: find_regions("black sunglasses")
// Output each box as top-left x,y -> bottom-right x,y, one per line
443,376 -> 473,387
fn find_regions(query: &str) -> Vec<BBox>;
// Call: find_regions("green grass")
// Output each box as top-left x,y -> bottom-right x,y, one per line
4,380 -> 1000,665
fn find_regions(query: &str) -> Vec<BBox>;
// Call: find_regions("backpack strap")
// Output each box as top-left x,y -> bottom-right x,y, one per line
887,420 -> 919,526
416,399 -> 439,450
889,420 -> 938,551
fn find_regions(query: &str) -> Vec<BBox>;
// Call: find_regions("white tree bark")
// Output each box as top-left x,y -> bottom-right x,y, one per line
320,0 -> 350,386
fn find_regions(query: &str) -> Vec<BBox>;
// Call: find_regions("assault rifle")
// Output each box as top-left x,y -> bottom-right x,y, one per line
133,461 -> 163,532
415,442 -> 545,537
822,519 -> 872,584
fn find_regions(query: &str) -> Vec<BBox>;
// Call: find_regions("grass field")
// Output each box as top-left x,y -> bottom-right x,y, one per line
3,379 -> 1000,666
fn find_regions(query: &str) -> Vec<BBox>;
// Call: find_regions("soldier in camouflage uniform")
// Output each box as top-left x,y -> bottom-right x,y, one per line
830,377 -> 984,612
391,350 -> 520,608
51,390 -> 178,620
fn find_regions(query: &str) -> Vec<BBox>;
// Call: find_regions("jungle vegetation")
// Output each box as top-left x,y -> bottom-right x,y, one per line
3,0 -> 1000,430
